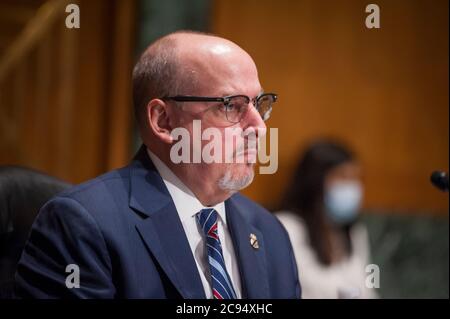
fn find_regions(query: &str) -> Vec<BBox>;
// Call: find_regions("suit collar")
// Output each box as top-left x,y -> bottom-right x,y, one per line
145,148 -> 227,224
226,196 -> 271,299
129,145 -> 206,298
129,145 -> 171,216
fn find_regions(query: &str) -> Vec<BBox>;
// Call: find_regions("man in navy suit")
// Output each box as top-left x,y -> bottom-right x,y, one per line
15,31 -> 301,299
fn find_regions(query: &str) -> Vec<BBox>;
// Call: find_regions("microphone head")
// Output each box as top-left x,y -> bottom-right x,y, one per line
430,171 -> 449,192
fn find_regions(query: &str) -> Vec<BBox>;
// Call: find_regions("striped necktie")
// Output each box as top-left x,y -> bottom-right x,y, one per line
197,208 -> 237,299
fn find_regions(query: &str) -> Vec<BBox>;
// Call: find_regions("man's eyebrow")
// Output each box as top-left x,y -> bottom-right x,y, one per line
220,89 -> 265,97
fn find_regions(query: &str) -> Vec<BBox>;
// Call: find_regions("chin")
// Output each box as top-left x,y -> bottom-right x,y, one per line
217,165 -> 255,192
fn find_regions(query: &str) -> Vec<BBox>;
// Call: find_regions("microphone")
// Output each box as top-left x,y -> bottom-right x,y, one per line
430,171 -> 449,192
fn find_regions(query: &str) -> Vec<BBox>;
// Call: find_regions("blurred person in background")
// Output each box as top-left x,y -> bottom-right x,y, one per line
276,140 -> 377,299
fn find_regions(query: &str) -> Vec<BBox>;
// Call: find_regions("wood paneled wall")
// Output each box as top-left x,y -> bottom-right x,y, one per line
0,0 -> 136,184
211,0 -> 449,213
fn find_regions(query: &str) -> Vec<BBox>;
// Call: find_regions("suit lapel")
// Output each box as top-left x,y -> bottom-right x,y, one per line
226,197 -> 271,299
129,146 -> 205,299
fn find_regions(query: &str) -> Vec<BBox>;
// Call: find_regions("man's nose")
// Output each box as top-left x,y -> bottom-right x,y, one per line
241,103 -> 267,136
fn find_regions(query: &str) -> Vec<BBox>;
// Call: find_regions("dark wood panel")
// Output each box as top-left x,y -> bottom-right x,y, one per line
0,0 -> 136,185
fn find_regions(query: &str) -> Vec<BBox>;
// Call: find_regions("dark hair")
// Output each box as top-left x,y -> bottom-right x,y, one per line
282,139 -> 355,265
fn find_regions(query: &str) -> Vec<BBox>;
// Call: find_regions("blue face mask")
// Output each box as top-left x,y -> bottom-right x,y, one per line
324,181 -> 363,225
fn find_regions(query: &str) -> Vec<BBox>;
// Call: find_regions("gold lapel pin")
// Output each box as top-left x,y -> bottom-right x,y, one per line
250,233 -> 259,249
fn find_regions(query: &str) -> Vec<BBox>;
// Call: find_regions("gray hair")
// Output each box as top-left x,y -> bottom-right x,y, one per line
132,31 -> 207,128
132,36 -> 181,127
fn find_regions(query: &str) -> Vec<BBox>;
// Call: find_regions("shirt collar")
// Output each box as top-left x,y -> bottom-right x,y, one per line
146,148 -> 226,223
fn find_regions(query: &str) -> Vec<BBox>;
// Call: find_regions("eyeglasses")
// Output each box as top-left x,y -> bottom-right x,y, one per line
161,93 -> 277,123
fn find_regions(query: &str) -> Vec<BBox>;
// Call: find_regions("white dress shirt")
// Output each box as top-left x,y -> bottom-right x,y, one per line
147,148 -> 242,299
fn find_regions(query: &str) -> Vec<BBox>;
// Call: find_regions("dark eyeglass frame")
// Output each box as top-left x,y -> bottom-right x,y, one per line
161,92 -> 277,123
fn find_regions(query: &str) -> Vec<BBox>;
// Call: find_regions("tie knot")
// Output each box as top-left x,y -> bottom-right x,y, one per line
197,208 -> 218,236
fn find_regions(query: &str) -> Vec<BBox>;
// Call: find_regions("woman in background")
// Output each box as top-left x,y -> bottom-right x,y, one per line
277,140 -> 377,299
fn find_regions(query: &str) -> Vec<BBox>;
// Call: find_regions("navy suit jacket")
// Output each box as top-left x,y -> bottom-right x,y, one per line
15,146 -> 301,298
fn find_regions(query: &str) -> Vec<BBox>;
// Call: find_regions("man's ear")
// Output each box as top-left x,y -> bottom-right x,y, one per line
145,99 -> 173,144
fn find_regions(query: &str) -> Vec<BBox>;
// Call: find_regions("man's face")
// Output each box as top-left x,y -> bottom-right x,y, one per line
168,42 -> 267,198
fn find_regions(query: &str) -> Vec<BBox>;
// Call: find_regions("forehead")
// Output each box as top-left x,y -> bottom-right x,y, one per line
180,40 -> 262,96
